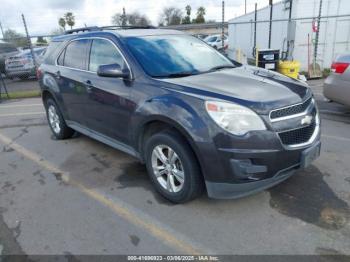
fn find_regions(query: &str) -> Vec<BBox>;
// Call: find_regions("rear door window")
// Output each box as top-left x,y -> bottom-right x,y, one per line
63,39 -> 90,70
88,39 -> 125,72
43,41 -> 63,65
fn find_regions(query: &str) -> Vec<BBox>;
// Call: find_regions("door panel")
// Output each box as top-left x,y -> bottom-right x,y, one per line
84,38 -> 133,143
84,76 -> 132,142
57,39 -> 91,124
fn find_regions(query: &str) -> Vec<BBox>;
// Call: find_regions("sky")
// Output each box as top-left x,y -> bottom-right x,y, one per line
0,0 -> 271,36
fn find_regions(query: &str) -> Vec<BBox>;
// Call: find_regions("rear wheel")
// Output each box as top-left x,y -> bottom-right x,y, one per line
45,98 -> 75,139
144,130 -> 204,203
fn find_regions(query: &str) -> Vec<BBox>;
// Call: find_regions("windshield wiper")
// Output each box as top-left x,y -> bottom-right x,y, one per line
153,71 -> 198,78
208,65 -> 236,72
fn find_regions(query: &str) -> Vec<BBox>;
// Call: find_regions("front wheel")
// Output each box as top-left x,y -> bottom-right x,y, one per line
45,98 -> 75,140
144,131 -> 204,203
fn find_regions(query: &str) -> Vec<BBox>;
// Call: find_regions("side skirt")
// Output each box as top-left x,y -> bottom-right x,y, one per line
66,121 -> 140,160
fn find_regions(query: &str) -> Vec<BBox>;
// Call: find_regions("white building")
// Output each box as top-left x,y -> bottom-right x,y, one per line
228,0 -> 350,70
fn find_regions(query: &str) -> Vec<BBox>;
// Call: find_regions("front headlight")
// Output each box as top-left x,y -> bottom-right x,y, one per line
205,101 -> 266,136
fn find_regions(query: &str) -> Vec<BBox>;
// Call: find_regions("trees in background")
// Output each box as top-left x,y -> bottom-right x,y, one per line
36,36 -> 47,46
58,12 -> 75,31
64,13 -> 75,29
159,7 -> 183,26
58,18 -> 66,31
2,29 -> 27,47
179,5 -> 208,25
182,5 -> 192,24
111,11 -> 151,26
193,7 -> 206,24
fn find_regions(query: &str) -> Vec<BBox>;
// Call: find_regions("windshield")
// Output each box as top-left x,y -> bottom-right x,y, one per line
125,34 -> 233,78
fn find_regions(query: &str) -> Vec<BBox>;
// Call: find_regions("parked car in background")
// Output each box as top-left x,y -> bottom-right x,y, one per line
324,53 -> 350,107
204,34 -> 228,50
0,42 -> 19,75
193,34 -> 209,40
38,27 -> 320,203
5,47 -> 46,79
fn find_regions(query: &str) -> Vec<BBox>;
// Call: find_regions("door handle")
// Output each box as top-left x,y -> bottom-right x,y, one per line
85,80 -> 94,92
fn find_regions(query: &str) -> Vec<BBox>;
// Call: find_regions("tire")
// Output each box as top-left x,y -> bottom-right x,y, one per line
144,130 -> 204,203
44,98 -> 75,140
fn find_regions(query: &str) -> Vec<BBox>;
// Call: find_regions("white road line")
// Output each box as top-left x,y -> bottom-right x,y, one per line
0,103 -> 43,108
0,112 -> 45,117
322,134 -> 350,143
0,132 -> 209,255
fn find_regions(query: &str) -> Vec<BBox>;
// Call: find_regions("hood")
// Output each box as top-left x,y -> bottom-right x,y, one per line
158,65 -> 311,114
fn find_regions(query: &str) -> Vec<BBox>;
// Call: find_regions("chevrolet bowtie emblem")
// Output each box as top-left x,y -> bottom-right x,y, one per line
301,115 -> 313,125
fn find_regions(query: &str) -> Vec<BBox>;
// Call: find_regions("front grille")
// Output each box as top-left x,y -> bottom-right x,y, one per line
270,97 -> 312,120
278,121 -> 316,146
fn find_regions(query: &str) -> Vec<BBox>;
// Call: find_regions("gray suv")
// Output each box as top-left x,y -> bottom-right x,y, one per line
38,26 -> 321,203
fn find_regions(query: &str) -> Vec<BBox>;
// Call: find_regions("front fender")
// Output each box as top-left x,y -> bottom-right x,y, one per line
41,73 -> 69,119
132,94 -> 211,145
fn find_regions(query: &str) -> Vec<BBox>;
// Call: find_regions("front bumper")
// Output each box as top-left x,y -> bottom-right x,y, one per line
206,167 -> 296,199
205,139 -> 321,199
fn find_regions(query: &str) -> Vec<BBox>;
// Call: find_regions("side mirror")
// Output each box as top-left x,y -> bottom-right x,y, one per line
97,63 -> 130,79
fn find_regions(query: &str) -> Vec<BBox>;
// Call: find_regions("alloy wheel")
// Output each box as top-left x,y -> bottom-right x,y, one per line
48,105 -> 61,134
151,145 -> 185,193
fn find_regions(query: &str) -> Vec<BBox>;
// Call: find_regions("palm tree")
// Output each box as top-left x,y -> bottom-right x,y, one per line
64,12 -> 75,30
58,17 -> 66,30
195,7 -> 206,23
185,5 -> 191,16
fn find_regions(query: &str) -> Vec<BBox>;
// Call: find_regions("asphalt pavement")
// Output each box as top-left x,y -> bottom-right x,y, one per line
0,80 -> 349,259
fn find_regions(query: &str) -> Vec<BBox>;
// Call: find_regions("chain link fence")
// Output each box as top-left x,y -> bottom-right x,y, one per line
0,16 -> 51,100
1,7 -> 350,100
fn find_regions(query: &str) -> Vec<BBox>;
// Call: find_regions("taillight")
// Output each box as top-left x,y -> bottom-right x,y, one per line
36,67 -> 42,79
331,62 -> 349,74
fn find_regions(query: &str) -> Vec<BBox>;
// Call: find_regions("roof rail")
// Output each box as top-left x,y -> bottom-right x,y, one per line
65,26 -> 101,34
64,25 -> 157,35
100,25 -> 157,30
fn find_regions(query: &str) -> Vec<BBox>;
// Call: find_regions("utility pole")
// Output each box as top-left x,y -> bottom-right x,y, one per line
222,0 -> 225,50
286,0 -> 293,59
0,21 -> 4,39
21,14 -> 37,69
122,7 -> 127,27
314,0 -> 323,67
253,3 -> 257,57
268,0 -> 273,48
245,0 -> 247,14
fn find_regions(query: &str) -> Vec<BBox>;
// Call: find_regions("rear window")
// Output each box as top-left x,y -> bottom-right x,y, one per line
63,39 -> 90,70
43,41 -> 64,65
335,54 -> 350,63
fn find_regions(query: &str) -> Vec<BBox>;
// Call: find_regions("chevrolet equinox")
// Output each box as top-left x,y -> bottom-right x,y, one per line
38,26 -> 321,203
